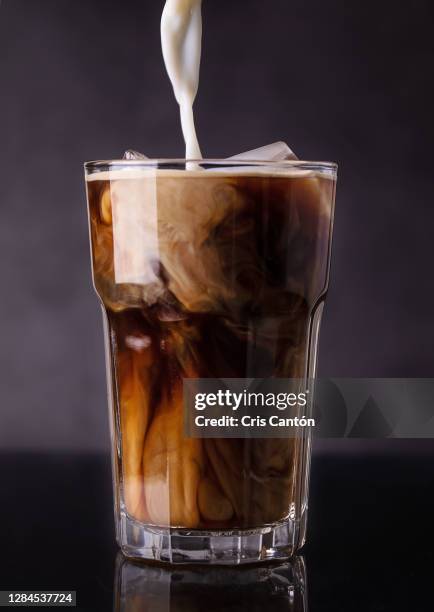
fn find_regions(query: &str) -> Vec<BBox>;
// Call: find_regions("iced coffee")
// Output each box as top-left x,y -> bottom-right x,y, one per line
85,160 -> 336,561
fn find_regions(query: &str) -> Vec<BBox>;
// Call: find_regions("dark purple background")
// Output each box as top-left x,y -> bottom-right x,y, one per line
0,0 -> 433,450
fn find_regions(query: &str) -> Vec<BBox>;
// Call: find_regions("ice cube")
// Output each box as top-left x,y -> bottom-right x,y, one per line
228,141 -> 297,161
123,149 -> 148,160
111,171 -> 160,287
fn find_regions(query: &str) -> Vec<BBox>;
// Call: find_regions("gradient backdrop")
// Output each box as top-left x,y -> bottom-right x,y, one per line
0,0 -> 433,450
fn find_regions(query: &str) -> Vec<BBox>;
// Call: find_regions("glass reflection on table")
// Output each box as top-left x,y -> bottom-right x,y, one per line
114,553 -> 307,612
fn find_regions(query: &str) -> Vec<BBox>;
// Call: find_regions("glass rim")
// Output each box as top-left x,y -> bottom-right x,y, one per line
84,158 -> 337,175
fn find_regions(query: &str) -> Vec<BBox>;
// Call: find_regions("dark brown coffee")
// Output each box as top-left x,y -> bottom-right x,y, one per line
86,167 -> 335,529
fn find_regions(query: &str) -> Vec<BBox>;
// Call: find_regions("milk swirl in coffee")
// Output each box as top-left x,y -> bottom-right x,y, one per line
87,168 -> 335,528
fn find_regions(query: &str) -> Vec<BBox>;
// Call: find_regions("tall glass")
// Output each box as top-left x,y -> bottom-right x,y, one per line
85,159 -> 337,564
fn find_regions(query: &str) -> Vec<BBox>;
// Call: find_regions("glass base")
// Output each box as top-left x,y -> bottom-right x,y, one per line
118,510 -> 307,565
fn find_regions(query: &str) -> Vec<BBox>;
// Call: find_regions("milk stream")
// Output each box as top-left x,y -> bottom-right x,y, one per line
161,0 -> 203,159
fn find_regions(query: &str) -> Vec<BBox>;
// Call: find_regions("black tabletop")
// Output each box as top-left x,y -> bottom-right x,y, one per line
1,443 -> 433,611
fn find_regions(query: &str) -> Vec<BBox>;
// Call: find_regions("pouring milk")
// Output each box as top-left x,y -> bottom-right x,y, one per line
161,0 -> 203,159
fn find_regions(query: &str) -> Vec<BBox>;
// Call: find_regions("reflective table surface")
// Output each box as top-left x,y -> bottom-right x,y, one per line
1,443 -> 432,611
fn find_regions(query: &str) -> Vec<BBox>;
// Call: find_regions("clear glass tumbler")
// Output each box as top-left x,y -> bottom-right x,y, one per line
85,159 -> 337,564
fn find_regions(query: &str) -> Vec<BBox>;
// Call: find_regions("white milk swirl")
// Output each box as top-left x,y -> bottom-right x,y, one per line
161,0 -> 203,159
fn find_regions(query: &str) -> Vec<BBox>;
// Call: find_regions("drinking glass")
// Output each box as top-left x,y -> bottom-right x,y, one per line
85,159 -> 337,564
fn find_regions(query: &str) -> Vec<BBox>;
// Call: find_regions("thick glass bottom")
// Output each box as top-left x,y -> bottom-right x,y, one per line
118,510 -> 307,565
